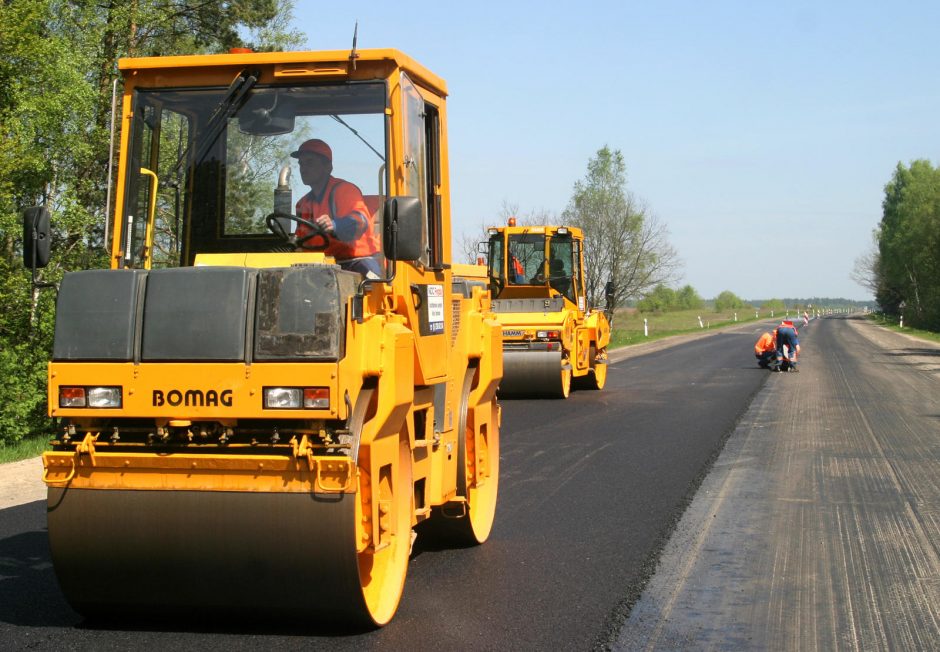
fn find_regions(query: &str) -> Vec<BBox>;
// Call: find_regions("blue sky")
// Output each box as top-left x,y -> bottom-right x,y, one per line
290,1 -> 940,301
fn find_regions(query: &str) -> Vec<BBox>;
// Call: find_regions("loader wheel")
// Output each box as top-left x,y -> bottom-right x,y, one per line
437,365 -> 499,544
584,345 -> 607,390
559,365 -> 572,398
356,431 -> 414,626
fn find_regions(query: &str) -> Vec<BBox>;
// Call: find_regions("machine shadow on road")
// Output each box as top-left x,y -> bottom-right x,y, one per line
0,502 -> 77,628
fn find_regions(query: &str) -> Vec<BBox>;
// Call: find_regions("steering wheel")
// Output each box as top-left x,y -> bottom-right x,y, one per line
265,213 -> 329,250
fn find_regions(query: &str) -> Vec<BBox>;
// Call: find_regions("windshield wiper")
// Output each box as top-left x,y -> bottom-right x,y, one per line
163,68 -> 260,187
330,114 -> 385,162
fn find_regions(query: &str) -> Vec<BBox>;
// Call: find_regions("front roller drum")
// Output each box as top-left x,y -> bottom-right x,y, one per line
47,441 -> 413,626
498,349 -> 570,399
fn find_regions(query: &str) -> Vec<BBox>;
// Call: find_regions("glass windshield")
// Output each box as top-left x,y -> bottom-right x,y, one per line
507,233 -> 546,285
122,81 -> 387,268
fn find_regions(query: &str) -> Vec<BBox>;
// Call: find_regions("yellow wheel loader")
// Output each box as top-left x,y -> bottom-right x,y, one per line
24,49 -> 502,627
484,220 -> 609,398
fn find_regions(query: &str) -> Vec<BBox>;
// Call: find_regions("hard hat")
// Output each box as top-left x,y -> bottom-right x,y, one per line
291,139 -> 332,161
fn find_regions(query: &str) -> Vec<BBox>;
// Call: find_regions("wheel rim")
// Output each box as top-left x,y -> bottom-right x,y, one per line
357,433 -> 413,625
591,361 -> 607,389
465,408 -> 499,542
560,366 -> 572,398
457,366 -> 500,543
589,345 -> 607,390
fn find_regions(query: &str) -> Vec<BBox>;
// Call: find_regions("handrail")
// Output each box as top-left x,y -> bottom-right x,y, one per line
140,167 -> 159,269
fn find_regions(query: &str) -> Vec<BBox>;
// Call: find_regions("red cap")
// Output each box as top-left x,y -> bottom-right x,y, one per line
290,139 -> 332,161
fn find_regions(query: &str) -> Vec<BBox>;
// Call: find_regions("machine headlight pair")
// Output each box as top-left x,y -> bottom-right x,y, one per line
59,386 -> 122,408
263,387 -> 330,409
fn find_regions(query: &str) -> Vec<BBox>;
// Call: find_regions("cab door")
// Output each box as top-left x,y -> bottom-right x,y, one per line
400,72 -> 448,383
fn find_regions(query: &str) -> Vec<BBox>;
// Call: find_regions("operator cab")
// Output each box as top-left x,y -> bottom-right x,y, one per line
485,225 -> 580,305
118,70 -> 432,274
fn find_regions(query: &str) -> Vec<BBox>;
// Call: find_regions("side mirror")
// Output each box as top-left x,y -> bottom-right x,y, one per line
23,206 -> 51,268
382,196 -> 424,261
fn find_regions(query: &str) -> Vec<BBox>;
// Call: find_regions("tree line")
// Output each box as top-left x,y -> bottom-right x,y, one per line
0,0 -> 299,448
856,159 -> 940,330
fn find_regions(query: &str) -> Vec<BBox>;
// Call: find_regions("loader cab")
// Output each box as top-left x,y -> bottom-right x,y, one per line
486,225 -> 584,308
115,62 -> 439,273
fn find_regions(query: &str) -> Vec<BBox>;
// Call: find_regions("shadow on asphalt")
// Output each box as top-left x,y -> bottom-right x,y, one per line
885,347 -> 940,357
0,502 -> 78,628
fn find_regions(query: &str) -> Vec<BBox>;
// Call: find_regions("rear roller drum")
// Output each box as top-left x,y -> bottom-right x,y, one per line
499,350 -> 570,399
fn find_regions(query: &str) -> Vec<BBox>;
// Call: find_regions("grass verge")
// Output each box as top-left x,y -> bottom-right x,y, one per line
866,313 -> 940,343
0,434 -> 49,465
609,307 -> 782,348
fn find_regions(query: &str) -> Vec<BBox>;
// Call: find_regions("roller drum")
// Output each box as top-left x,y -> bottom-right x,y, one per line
497,349 -> 567,398
47,487 -> 369,623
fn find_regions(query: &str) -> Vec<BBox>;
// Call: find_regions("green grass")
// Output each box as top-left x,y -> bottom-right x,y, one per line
866,312 -> 940,343
609,306 -> 783,348
0,434 -> 50,465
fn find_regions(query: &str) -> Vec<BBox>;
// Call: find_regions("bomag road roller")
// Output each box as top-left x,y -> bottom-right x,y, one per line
484,219 -> 609,398
25,48 -> 502,627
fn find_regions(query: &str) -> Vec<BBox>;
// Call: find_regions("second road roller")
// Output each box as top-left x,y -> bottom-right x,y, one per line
484,219 -> 610,398
25,48 -> 502,627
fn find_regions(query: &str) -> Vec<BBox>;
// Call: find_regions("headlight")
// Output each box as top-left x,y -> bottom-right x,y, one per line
88,386 -> 122,408
263,387 -> 330,410
264,387 -> 302,409
536,330 -> 561,340
59,386 -> 122,408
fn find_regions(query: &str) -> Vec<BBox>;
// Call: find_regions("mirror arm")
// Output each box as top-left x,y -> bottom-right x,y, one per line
353,214 -> 399,324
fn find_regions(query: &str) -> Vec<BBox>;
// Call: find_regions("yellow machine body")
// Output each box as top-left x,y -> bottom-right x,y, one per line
484,223 -> 609,398
40,49 -> 502,626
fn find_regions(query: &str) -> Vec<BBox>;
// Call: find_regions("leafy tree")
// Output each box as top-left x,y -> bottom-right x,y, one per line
713,290 -> 746,311
675,284 -> 703,310
875,160 -> 940,328
562,146 -> 680,324
0,0 -> 301,447
761,298 -> 786,312
636,284 -> 675,313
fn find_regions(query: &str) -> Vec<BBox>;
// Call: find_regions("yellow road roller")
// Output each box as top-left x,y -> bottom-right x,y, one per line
484,220 -> 609,398
27,48 -> 502,627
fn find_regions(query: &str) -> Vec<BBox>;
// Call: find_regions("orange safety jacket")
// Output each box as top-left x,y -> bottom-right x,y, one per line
754,331 -> 776,354
295,177 -> 380,259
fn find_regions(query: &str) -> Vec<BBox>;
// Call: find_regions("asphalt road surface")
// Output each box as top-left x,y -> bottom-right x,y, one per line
2,315 -> 937,650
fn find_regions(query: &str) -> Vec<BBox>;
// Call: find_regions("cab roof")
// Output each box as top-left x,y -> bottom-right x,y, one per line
118,48 -> 447,97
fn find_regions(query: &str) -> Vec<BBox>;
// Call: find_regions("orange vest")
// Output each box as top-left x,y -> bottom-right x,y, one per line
295,177 -> 380,259
754,332 -> 775,354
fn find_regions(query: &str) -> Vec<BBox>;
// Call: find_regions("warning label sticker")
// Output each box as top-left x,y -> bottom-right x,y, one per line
427,284 -> 445,334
